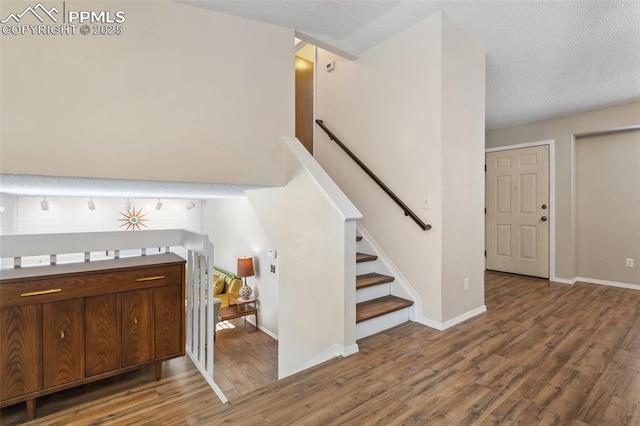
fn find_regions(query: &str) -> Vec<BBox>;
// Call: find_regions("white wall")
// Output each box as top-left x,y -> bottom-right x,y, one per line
576,130 -> 640,285
315,12 -> 485,324
201,197 -> 278,337
247,139 -> 358,378
316,12 -> 443,322
0,195 -> 201,265
486,102 -> 640,282
7,196 -> 201,235
440,15 -> 486,321
0,1 -> 294,186
0,194 -> 18,235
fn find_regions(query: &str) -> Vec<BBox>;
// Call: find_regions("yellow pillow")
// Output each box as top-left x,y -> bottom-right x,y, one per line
213,276 -> 225,295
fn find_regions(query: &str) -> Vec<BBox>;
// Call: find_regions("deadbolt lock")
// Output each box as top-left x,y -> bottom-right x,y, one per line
541,204 -> 547,210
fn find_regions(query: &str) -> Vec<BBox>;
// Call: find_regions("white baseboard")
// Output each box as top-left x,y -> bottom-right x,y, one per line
244,317 -> 278,340
576,277 -> 639,290
258,325 -> 278,340
440,305 -> 487,330
187,351 -> 228,403
412,314 -> 443,330
550,276 -> 639,290
551,277 -> 576,285
342,343 -> 360,357
414,305 -> 487,331
295,343 -> 359,375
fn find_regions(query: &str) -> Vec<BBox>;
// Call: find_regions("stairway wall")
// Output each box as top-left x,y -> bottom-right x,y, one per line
440,15 -> 486,321
247,138 -> 360,379
315,11 -> 485,325
1,1 -> 294,187
316,12 -> 444,322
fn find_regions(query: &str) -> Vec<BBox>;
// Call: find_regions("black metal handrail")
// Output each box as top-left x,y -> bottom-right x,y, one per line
315,120 -> 432,231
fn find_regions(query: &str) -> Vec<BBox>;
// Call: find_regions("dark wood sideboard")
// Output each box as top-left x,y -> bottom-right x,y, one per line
0,253 -> 186,420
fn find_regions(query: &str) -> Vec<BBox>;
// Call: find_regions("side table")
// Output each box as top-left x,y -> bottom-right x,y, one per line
219,295 -> 258,331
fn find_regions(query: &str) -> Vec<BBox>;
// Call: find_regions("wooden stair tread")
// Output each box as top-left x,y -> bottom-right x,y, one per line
356,295 -> 413,323
356,252 -> 377,263
356,273 -> 394,289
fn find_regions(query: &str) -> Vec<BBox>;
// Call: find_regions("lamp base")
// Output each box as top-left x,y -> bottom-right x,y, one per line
239,283 -> 252,299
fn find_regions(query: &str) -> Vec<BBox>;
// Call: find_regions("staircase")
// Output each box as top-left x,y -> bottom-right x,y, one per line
355,233 -> 414,340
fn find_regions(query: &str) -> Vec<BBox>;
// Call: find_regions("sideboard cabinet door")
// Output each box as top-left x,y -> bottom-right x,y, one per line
85,294 -> 119,377
42,299 -> 84,389
154,284 -> 183,358
0,306 -> 39,400
121,289 -> 153,367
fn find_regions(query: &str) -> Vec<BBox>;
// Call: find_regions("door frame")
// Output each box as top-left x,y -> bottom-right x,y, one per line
486,139 -> 556,281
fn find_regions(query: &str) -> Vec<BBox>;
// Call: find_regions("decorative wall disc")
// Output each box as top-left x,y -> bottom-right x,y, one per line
118,207 -> 148,231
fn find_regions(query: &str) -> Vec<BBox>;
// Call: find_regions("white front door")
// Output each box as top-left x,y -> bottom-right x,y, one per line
486,145 -> 550,278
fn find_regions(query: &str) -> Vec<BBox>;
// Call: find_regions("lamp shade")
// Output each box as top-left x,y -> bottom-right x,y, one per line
237,256 -> 254,278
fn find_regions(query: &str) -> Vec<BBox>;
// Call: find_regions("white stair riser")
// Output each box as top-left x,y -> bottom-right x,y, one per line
356,283 -> 390,303
356,261 -> 375,275
356,308 -> 410,340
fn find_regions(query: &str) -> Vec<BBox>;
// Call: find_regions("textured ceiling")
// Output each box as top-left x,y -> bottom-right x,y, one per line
178,0 -> 640,130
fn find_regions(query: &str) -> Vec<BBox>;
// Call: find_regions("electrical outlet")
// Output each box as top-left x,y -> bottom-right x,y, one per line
270,264 -> 276,273
464,277 -> 470,290
626,258 -> 634,268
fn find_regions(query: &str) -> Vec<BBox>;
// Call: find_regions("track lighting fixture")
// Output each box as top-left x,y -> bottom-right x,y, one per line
87,198 -> 95,211
186,200 -> 196,210
40,197 -> 49,211
155,199 -> 163,210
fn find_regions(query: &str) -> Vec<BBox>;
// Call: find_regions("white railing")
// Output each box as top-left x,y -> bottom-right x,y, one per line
0,229 -> 226,402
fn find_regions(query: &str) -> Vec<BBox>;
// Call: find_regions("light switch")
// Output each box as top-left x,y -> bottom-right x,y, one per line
422,194 -> 432,209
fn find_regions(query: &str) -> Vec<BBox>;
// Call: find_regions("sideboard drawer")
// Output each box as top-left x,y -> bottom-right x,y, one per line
0,264 -> 183,309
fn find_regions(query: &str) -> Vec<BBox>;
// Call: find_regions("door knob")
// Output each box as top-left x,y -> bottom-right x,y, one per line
541,216 -> 548,222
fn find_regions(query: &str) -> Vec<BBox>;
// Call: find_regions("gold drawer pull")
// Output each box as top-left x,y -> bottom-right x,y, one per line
21,288 -> 62,297
135,275 -> 165,282
60,331 -> 65,339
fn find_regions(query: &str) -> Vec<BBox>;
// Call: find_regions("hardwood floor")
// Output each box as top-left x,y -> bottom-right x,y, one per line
2,271 -> 640,425
213,317 -> 278,400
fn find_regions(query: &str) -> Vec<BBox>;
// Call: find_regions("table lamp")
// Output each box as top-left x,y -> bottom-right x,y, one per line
237,256 -> 254,300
